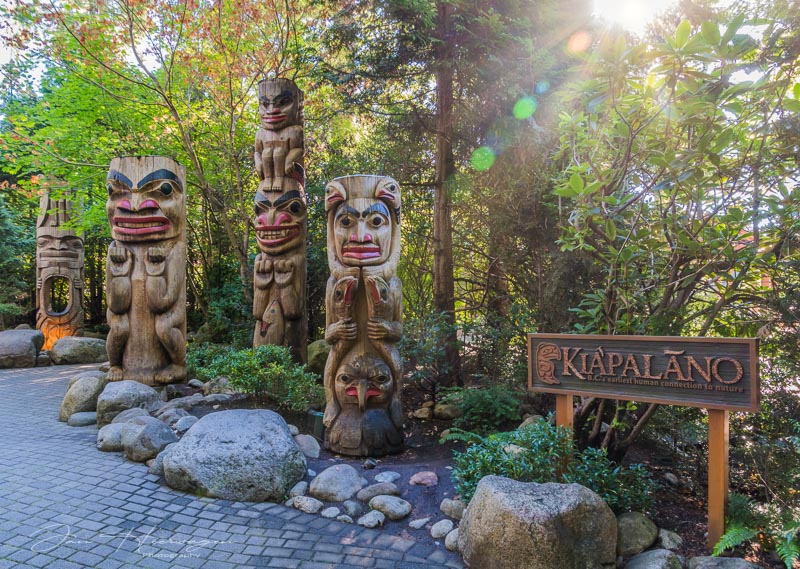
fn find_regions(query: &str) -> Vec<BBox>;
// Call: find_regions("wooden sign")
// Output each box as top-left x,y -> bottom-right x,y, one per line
528,334 -> 759,412
528,333 -> 759,548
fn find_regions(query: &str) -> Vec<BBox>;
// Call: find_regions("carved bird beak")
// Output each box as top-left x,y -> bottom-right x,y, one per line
358,379 -> 368,412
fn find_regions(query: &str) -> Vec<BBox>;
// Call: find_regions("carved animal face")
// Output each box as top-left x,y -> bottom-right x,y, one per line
333,197 -> 392,266
253,189 -> 307,255
334,353 -> 394,412
258,79 -> 302,131
106,157 -> 186,243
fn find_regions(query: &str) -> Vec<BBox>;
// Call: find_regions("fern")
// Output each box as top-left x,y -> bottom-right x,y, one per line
713,524 -> 758,556
775,522 -> 800,569
439,427 -> 485,445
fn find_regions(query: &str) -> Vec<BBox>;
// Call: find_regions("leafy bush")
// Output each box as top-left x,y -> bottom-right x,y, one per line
441,384 -> 522,435
187,343 -> 324,412
400,311 -> 458,385
447,418 -> 656,513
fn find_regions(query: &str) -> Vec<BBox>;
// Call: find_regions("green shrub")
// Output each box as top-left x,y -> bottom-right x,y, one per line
447,418 -> 656,513
187,343 -> 324,412
441,384 -> 522,435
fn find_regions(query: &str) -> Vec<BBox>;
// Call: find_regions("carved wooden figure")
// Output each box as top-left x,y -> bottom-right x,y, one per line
105,156 -> 187,385
36,192 -> 84,350
323,175 -> 403,457
252,78 -> 307,362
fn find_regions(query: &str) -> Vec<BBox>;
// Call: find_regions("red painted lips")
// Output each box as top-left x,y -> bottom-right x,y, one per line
261,114 -> 288,124
342,245 -> 381,259
345,386 -> 382,398
113,216 -> 170,235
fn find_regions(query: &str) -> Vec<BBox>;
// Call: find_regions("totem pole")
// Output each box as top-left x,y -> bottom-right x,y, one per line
252,78 -> 307,362
323,175 -> 404,457
36,192 -> 84,349
105,156 -> 187,385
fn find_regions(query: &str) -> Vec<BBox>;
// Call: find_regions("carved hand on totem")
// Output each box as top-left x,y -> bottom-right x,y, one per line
254,257 -> 274,289
367,318 -> 395,341
327,317 -> 357,342
145,247 -> 167,276
108,246 -> 133,277
274,259 -> 295,288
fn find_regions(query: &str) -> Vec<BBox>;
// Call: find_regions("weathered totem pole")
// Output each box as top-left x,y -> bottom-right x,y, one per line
252,78 -> 307,362
36,192 -> 84,349
323,175 -> 404,457
105,156 -> 187,385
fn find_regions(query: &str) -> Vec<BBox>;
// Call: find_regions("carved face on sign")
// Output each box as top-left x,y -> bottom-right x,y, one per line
326,176 -> 401,268
253,189 -> 307,255
334,352 -> 394,412
258,79 -> 302,131
106,158 -> 186,243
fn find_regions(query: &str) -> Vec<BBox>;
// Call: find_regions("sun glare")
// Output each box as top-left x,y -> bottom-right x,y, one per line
593,0 -> 678,34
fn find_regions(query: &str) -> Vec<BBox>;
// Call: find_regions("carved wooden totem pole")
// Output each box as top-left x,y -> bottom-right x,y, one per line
105,156 -> 187,385
36,192 -> 84,349
252,78 -> 307,362
323,175 -> 403,456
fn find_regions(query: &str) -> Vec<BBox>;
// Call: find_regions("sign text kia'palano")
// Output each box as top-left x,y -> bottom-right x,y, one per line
527,333 -> 759,548
528,334 -> 758,411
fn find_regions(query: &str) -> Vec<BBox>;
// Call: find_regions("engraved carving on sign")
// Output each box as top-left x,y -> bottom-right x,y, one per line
535,342 -> 562,385
251,78 -> 307,362
105,156 -> 187,385
323,175 -> 403,457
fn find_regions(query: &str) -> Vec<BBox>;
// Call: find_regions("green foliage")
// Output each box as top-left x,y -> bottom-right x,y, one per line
450,418 -> 656,513
187,344 -> 324,412
441,384 -> 521,435
0,193 -> 33,328
400,311 -> 458,384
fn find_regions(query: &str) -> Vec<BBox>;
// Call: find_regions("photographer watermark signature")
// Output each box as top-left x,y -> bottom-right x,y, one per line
30,523 -> 231,558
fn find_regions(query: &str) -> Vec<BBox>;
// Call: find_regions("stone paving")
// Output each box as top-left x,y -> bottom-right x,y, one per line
0,365 -> 463,569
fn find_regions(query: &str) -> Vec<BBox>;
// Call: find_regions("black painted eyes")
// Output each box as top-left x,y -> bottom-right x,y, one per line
369,216 -> 384,227
159,182 -> 173,196
289,201 -> 301,214
339,217 -> 353,228
107,184 -> 113,196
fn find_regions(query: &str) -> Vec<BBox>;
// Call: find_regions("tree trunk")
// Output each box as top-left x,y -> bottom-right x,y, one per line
433,1 -> 461,386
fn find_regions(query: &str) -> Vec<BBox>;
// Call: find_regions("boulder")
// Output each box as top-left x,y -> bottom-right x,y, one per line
174,415 -> 198,435
148,444 -> 176,476
287,424 -> 300,436
293,496 -> 324,514
111,407 -> 151,424
293,434 -> 320,458
625,549 -> 683,569
155,407 -> 189,427
409,471 -> 438,487
289,481 -> 308,498
343,500 -> 363,518
0,329 -> 44,369
368,496 -> 412,520
187,379 -> 205,389
445,529 -> 459,551
121,416 -> 178,462
357,511 -> 385,528
440,498 -> 467,520
59,372 -> 109,421
96,381 -> 162,427
50,337 -> 107,365
518,415 -> 545,429
657,529 -> 684,551
459,476 -> 617,569
374,471 -> 401,484
617,512 -> 658,556
97,423 -> 131,452
306,339 -> 330,377
163,409 -> 306,502
203,376 -> 235,395
433,403 -> 462,420
67,412 -> 97,427
687,558 -> 762,569
309,465 -> 367,502
36,352 -> 51,367
166,384 -> 196,400
431,519 -> 454,539
356,482 -> 400,502
156,393 -> 204,414
321,507 -> 340,519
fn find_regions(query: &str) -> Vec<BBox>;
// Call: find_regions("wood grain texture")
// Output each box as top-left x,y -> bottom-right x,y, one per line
708,409 -> 729,548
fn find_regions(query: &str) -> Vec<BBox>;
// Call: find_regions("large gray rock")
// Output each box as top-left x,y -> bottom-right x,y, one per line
156,393 -> 204,414
59,372 -> 108,421
625,549 -> 683,569
306,339 -> 330,377
0,329 -> 44,369
657,528 -> 684,551
687,558 -> 762,569
121,416 -> 178,462
431,519 -> 455,539
67,412 -> 97,426
97,423 -> 131,452
293,434 -> 320,458
440,498 -> 467,520
50,337 -> 107,365
148,443 -> 176,476
293,496 -> 324,514
369,495 -> 412,520
96,381 -> 162,427
617,512 -> 658,556
459,476 -> 617,569
111,407 -> 151,424
163,410 -> 306,502
356,482 -> 400,502
309,465 -> 367,502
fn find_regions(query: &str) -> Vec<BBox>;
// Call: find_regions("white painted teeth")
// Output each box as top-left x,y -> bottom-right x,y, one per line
258,229 -> 295,239
118,222 -> 163,228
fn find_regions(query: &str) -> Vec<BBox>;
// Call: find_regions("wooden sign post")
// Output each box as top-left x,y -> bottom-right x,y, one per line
529,334 -> 758,548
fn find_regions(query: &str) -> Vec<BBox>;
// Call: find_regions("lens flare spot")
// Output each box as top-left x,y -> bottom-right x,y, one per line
567,31 -> 592,54
513,97 -> 538,120
471,147 -> 496,171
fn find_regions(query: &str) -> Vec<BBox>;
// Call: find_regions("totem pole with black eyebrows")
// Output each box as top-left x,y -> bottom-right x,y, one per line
251,78 -> 307,362
323,175 -> 404,457
105,156 -> 187,385
36,192 -> 84,350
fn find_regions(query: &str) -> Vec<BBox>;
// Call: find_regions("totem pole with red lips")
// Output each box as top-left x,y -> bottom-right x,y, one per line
36,192 -> 84,350
251,78 -> 307,362
105,156 -> 187,385
323,175 -> 403,457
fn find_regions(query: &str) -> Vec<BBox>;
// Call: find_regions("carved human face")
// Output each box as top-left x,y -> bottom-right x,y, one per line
253,189 -> 307,255
334,353 -> 394,412
36,231 -> 84,266
258,79 -> 301,131
333,198 -> 392,266
106,159 -> 185,243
